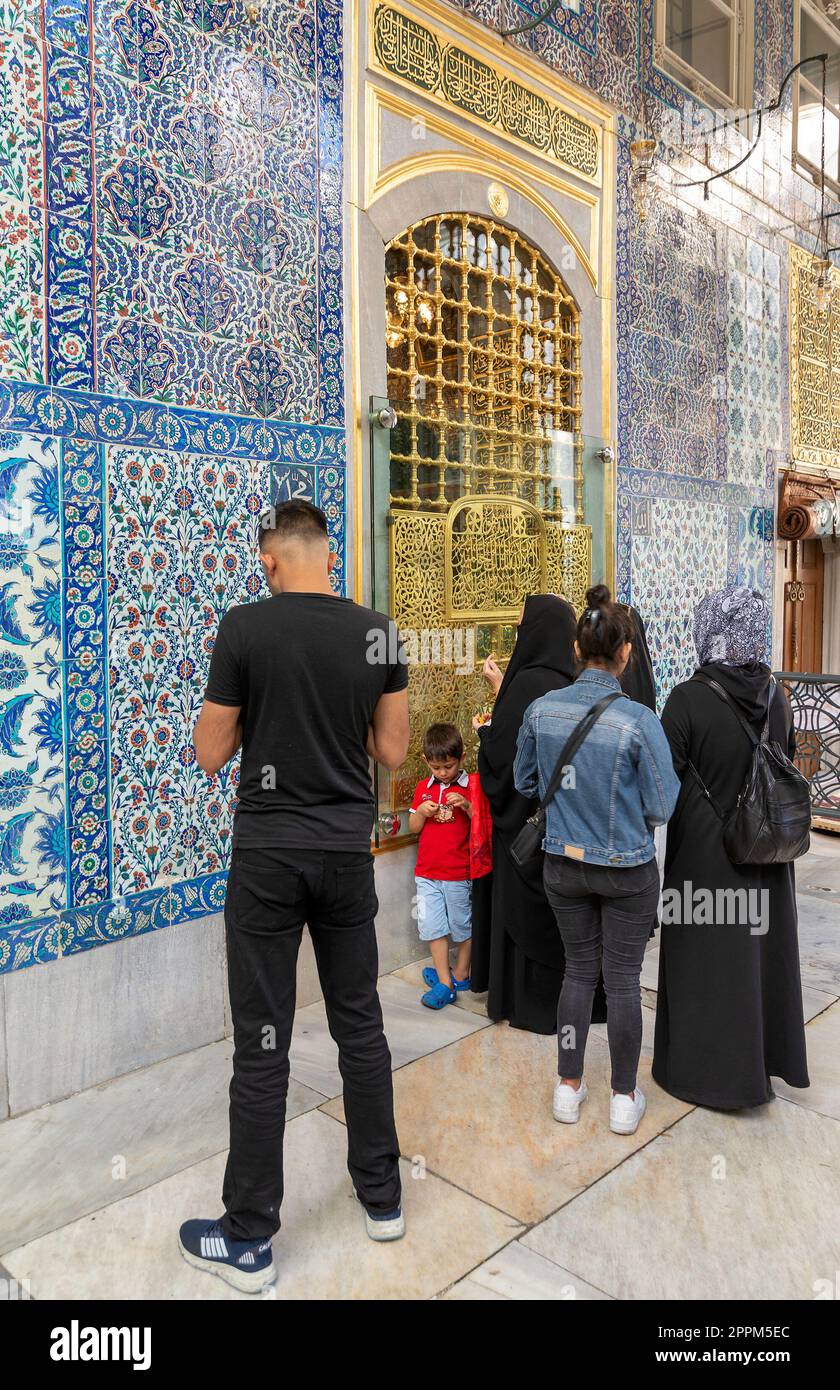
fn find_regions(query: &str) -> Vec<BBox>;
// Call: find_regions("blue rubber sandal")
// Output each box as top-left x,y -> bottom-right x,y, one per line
423,967 -> 471,993
421,981 -> 456,1009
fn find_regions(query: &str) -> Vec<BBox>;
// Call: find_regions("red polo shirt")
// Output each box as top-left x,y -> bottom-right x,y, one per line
411,772 -> 473,881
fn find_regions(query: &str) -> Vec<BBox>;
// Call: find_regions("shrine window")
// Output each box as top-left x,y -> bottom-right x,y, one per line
373,214 -> 592,835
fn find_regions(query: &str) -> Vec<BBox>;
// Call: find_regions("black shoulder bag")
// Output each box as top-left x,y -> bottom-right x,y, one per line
510,691 -> 626,868
688,675 -> 811,865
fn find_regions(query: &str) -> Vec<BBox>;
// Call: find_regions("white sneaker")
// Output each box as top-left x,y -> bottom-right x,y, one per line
364,1208 -> 405,1242
610,1087 -> 646,1135
352,1189 -> 405,1241
553,1078 -> 588,1123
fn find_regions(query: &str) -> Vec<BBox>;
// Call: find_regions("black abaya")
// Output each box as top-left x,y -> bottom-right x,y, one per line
620,606 -> 657,711
653,663 -> 810,1109
471,595 -> 607,1032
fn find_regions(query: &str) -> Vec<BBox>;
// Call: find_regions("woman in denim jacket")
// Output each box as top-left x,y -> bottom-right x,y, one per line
514,585 -> 680,1136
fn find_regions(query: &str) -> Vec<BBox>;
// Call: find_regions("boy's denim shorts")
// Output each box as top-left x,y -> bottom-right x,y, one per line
415,876 -> 472,943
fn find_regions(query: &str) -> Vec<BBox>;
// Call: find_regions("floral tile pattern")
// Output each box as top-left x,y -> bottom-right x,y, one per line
726,238 -> 782,491
0,0 -> 345,972
0,0 -> 343,424
614,133 -> 778,708
107,442 -> 266,895
0,430 -> 66,935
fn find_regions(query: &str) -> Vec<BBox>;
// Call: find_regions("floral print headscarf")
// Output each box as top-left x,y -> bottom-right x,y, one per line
693,585 -> 771,667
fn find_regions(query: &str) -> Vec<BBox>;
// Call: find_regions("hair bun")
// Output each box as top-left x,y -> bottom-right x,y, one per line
585,583 -> 611,609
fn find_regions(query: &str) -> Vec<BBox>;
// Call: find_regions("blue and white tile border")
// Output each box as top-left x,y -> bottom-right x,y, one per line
0,379 -> 346,466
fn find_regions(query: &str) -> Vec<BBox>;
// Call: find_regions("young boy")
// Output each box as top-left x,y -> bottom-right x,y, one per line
409,723 -> 473,1010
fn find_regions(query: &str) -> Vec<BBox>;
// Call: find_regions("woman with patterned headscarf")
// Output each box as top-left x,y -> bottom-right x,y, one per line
652,586 -> 810,1109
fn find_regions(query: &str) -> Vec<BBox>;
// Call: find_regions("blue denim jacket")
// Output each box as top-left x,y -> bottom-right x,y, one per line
513,668 -> 681,866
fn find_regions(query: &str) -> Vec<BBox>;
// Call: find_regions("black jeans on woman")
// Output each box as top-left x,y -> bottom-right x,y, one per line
222,846 -> 401,1241
543,855 -> 660,1094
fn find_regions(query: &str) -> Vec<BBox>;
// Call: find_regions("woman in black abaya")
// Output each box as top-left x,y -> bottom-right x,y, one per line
621,606 -> 656,710
653,586 -> 810,1109
471,594 -> 606,1032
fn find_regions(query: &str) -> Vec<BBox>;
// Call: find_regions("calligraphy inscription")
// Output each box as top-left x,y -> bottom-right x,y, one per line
372,3 -> 600,180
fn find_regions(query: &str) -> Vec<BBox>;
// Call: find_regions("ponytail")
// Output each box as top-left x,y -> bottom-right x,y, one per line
576,584 -> 634,665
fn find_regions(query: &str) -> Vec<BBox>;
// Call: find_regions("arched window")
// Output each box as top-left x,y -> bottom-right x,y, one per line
384,214 -> 583,519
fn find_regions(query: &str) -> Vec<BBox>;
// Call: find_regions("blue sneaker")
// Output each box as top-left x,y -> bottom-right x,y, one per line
178,1218 -> 276,1294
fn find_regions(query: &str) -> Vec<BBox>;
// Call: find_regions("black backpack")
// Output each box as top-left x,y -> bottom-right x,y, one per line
688,674 -> 811,865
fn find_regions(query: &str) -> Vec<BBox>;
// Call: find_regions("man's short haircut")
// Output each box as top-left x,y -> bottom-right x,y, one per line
259,499 -> 329,550
422,722 -> 463,762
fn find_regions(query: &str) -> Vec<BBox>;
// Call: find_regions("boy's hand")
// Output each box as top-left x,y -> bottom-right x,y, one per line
416,800 -> 438,818
445,791 -> 472,816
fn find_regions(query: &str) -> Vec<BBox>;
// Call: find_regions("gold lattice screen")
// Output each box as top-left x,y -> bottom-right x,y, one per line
389,501 -> 590,807
382,213 -> 591,812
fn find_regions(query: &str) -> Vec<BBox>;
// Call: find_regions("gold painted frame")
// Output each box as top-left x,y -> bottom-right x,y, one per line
365,84 -> 600,288
347,0 -> 618,602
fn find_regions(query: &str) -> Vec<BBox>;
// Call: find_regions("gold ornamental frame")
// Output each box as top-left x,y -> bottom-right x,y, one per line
347,0 -> 617,607
365,87 -> 601,290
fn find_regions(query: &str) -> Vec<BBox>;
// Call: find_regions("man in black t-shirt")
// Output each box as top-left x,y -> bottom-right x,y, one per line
178,501 -> 409,1294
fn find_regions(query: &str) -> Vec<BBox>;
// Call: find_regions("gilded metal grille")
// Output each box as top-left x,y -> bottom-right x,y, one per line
380,214 -> 590,816
385,214 -> 584,520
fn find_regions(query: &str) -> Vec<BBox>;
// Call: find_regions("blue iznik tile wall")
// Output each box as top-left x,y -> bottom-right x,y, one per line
0,0 -> 344,971
448,0 -> 829,704
0,0 -> 832,973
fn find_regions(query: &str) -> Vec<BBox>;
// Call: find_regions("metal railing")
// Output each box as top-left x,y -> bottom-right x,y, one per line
774,673 -> 840,825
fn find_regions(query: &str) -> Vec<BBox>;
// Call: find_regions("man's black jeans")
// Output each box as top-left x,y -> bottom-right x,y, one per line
221,846 -> 401,1241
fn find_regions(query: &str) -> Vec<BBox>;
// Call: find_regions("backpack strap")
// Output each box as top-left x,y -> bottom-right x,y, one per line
692,673 -> 768,747
686,760 -> 726,819
689,673 -> 776,818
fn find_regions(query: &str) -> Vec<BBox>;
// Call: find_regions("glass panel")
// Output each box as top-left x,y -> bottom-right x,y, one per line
798,85 -> 840,182
372,214 -> 614,844
369,430 -> 610,846
801,9 -> 840,111
665,0 -> 733,98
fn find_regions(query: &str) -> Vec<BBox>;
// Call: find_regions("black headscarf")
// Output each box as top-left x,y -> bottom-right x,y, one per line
620,605 -> 656,711
478,594 -> 578,835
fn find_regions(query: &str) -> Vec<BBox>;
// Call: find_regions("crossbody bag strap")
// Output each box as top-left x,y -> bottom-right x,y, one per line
537,690 -> 627,812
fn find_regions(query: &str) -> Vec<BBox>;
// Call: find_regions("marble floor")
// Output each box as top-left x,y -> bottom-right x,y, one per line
2,836 -> 840,1301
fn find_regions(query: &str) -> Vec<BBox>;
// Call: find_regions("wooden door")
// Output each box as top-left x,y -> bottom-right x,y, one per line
782,537 -> 826,784
783,538 -> 825,673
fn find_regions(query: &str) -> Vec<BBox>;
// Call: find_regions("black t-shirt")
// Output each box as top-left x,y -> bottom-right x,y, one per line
204,592 -> 408,850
